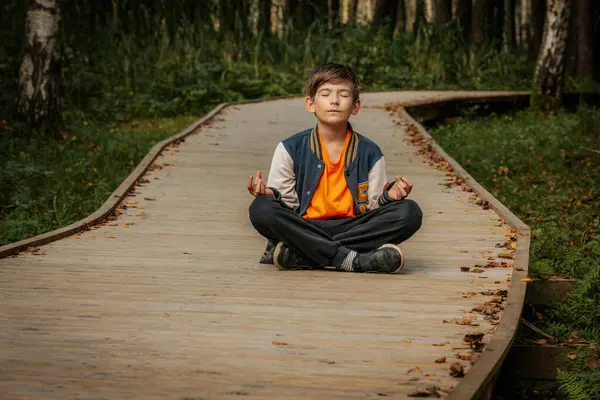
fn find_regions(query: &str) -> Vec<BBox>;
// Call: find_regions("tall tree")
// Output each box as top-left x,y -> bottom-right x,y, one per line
405,0 -> 419,32
433,0 -> 452,25
520,0 -> 531,48
493,0 -> 504,47
534,0 -> 571,102
504,0 -> 517,51
529,0 -> 546,59
573,0 -> 593,78
372,0 -> 398,32
393,0 -> 406,38
454,0 -> 472,41
258,0 -> 272,36
18,0 -> 61,131
471,0 -> 491,44
329,0 -> 340,29
346,0 -> 359,24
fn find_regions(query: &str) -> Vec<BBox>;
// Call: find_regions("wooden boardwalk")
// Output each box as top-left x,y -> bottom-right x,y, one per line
0,91 -> 528,399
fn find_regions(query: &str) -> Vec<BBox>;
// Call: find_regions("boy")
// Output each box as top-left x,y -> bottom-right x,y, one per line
247,63 -> 423,273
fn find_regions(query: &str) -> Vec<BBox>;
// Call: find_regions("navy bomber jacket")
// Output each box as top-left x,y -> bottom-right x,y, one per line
267,123 -> 397,217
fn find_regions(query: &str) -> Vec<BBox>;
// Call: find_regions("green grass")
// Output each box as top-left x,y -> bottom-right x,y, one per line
430,106 -> 600,399
430,106 -> 600,279
0,115 -> 198,246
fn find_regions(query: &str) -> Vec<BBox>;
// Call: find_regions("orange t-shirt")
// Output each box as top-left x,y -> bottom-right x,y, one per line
303,131 -> 355,219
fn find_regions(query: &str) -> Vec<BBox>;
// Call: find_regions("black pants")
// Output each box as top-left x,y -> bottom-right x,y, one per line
249,195 -> 423,267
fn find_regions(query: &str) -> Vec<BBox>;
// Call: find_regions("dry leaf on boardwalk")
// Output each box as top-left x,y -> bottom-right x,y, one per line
406,366 -> 423,375
271,341 -> 288,346
408,386 -> 443,398
449,362 -> 465,377
435,357 -> 446,363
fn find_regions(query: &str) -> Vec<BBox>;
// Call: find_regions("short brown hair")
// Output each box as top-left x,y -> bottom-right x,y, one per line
304,63 -> 360,102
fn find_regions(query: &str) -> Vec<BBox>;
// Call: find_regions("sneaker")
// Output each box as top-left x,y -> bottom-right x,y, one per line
353,244 -> 405,274
259,241 -> 276,265
273,242 -> 315,270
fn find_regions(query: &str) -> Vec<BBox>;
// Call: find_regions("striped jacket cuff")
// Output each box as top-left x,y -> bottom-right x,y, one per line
377,181 -> 395,207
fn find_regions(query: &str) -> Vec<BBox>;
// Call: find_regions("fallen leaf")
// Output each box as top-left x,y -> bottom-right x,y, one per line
435,357 -> 446,363
272,341 -> 288,346
459,250 -> 468,253
404,339 -> 412,343
406,366 -> 423,375
126,200 -> 137,205
471,268 -> 484,273
144,197 -> 156,201
433,342 -> 450,347
71,235 -> 81,239
449,362 -> 465,377
408,386 -> 441,398
498,251 -> 514,259
521,278 -> 534,282
425,373 -> 437,377
104,235 -> 116,239
136,212 -> 145,217
456,352 -> 472,361
568,353 -> 577,360
460,266 -> 471,272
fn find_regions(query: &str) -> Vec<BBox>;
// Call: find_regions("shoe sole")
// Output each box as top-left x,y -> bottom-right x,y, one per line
273,242 -> 315,271
379,243 -> 405,274
273,241 -> 287,270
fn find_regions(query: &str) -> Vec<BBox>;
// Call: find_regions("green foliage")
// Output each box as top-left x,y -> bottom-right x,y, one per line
0,116 -> 196,245
430,105 -> 600,279
557,368 -> 600,400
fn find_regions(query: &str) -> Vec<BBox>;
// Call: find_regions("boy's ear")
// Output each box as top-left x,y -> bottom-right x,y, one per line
305,96 -> 315,113
351,98 -> 361,115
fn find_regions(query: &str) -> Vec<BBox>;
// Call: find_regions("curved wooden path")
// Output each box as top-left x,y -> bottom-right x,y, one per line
0,91 -> 530,399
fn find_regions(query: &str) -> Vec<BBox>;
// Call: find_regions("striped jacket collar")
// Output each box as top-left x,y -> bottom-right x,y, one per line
309,122 -> 359,169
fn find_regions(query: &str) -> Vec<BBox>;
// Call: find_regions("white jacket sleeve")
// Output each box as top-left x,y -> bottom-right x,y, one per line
367,156 -> 389,210
266,143 -> 300,210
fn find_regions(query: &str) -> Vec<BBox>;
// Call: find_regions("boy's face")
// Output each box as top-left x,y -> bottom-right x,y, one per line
305,80 -> 360,126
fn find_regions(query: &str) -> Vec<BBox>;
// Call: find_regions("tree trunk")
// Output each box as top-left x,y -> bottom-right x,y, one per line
529,0 -> 546,59
534,0 -> 571,101
393,0 -> 405,37
573,0 -> 593,77
346,0 -> 359,23
504,0 -> 517,51
329,0 -> 340,28
454,0 -> 471,41
520,0 -> 531,49
18,0 -> 61,131
472,0 -> 491,44
372,0 -> 388,27
433,0 -> 452,25
491,0 -> 504,47
405,0 -> 417,32
258,0 -> 272,35
424,0 -> 434,22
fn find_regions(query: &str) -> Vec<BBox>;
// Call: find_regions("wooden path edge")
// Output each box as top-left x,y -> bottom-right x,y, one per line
396,106 -> 530,400
0,91 -> 532,400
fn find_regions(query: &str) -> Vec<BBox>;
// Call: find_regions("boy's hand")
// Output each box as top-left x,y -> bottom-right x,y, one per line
388,175 -> 413,201
247,171 -> 274,197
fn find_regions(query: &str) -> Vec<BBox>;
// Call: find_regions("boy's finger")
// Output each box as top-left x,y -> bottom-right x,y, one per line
257,171 -> 263,181
401,176 -> 413,187
247,176 -> 254,193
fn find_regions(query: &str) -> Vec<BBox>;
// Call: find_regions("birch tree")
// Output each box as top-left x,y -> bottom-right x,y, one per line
18,0 -> 61,131
534,0 -> 571,102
